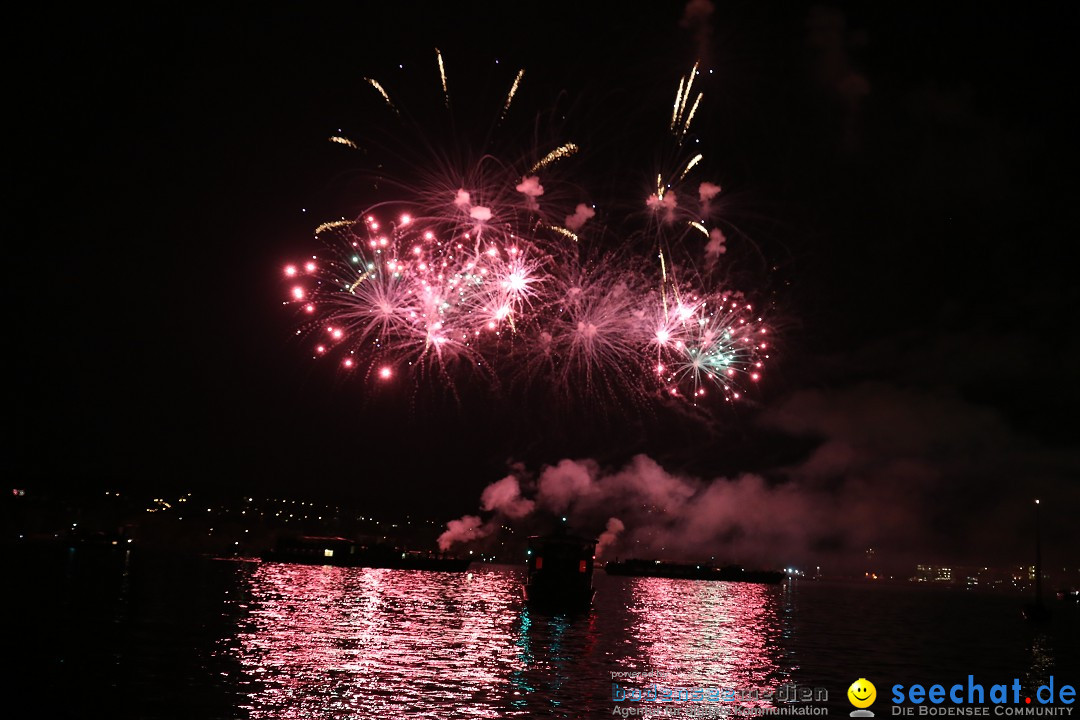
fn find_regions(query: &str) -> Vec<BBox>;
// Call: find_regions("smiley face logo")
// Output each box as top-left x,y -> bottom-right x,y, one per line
848,678 -> 877,709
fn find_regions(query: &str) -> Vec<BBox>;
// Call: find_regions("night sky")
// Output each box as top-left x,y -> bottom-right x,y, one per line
11,3 -> 1078,566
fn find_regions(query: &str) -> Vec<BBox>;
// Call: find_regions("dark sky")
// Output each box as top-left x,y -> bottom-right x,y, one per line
10,3 -> 1078,564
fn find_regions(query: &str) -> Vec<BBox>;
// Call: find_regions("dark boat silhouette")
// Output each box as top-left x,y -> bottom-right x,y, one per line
261,535 -> 471,572
523,532 -> 597,611
605,558 -> 785,585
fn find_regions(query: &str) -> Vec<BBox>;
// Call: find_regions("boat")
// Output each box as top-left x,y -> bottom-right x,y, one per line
604,558 -> 786,585
523,531 -> 598,611
261,535 -> 471,571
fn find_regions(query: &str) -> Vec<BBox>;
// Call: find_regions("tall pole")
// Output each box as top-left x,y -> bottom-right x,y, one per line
1034,499 -> 1042,606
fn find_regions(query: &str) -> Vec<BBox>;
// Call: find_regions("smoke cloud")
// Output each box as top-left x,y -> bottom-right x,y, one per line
596,517 -> 625,558
680,0 -> 715,59
440,454 -> 811,566
439,381 -> 1080,571
565,203 -> 596,232
480,475 -> 535,519
806,5 -> 871,152
646,191 -> 678,222
437,514 -> 491,551
455,188 -> 492,221
515,175 -> 545,211
698,181 -> 722,203
705,227 -> 726,264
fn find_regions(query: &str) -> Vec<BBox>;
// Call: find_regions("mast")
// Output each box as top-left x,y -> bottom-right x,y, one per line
1034,499 -> 1042,606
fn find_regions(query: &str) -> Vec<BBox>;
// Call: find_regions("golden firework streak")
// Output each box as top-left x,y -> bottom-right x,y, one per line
670,62 -> 702,142
435,48 -> 449,107
364,77 -> 398,115
681,93 -> 702,138
328,136 -> 358,149
314,219 -> 355,235
529,143 -> 579,173
678,65 -> 695,121
502,68 -> 524,120
548,225 -> 579,242
349,270 -> 372,293
670,77 -> 685,131
678,154 -> 703,182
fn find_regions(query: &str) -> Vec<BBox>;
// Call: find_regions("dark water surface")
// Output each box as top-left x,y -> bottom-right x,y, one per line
12,549 -> 1078,719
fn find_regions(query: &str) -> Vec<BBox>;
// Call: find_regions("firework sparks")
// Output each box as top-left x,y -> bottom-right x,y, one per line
680,91 -> 702,139
435,48 -> 449,107
364,77 -> 398,115
548,225 -> 579,243
529,143 -> 579,174
670,76 -> 684,131
315,219 -> 355,236
501,68 -> 524,120
328,135 -> 358,149
678,153 -> 703,183
652,293 -> 767,401
287,207 -> 768,406
282,58 -> 772,411
670,62 -> 702,142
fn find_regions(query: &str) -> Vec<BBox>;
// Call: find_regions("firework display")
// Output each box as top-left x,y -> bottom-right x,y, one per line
282,55 -> 770,408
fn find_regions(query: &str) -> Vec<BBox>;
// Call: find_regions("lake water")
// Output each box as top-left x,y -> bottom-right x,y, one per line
12,549 -> 1078,719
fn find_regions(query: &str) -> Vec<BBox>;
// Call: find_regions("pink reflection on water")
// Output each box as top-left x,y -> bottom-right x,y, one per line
624,577 -> 786,709
228,563 -> 791,717
235,563 -> 525,718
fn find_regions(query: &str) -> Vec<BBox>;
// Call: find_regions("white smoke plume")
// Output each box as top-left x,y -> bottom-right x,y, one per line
455,188 -> 492,222
480,475 -> 535,519
706,227 -> 727,265
646,191 -> 678,222
439,455 -> 805,567
681,0 -> 715,58
439,376 -> 1080,570
596,517 -> 625,558
515,175 -> 545,211
698,181 -> 722,204
436,514 -> 492,552
564,203 -> 596,232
